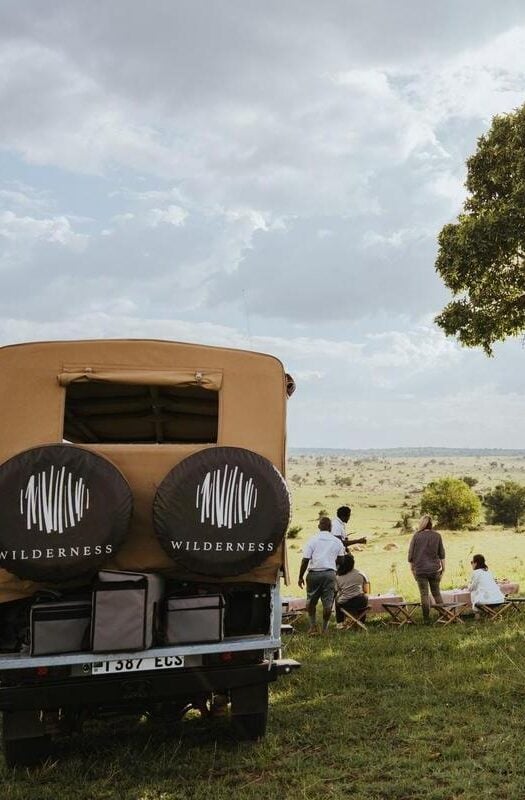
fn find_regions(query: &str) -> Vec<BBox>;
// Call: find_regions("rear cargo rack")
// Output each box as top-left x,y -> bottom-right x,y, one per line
0,634 -> 281,671
0,583 -> 284,671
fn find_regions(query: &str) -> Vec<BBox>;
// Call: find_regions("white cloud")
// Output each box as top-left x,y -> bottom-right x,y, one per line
0,306 -> 522,448
0,40 -> 177,177
293,369 -> 324,382
428,172 -> 466,213
0,3 -> 524,446
0,210 -> 88,252
407,26 -> 525,127
0,182 -> 53,213
146,205 -> 188,228
0,311 -> 460,381
362,227 -> 430,249
111,212 -> 135,224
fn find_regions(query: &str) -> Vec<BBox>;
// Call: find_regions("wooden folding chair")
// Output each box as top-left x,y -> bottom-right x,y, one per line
505,597 -> 525,614
476,602 -> 512,622
281,610 -> 303,625
381,602 -> 420,627
340,607 -> 369,632
281,602 -> 305,627
433,603 -> 469,626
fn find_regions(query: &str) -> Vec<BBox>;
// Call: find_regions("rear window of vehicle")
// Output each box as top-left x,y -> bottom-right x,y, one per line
63,381 -> 218,444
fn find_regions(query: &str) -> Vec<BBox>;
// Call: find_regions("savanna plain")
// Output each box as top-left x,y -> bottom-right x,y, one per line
3,453 -> 525,800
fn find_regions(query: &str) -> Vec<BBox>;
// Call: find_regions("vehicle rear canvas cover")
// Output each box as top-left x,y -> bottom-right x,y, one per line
0,339 -> 290,603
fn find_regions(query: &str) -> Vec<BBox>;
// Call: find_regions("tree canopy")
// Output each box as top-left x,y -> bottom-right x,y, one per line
420,476 -> 481,530
435,105 -> 525,354
484,481 -> 525,528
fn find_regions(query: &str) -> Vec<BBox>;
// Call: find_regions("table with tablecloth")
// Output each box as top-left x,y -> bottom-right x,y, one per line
367,593 -> 404,613
282,593 -> 405,616
282,597 -> 307,613
430,582 -> 520,608
283,583 -> 520,619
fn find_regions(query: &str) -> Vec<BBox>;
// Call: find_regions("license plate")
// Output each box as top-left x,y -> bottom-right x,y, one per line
91,655 -> 184,675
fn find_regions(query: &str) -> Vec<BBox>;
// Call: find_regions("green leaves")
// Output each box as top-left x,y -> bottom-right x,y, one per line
435,105 -> 525,353
421,477 -> 482,530
484,481 -> 525,528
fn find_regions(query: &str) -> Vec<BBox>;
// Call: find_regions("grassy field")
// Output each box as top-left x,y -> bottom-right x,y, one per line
2,454 -> 525,799
3,618 -> 525,800
285,454 -> 525,598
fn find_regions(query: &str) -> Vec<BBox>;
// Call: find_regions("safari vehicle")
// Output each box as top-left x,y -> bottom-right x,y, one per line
0,339 -> 299,766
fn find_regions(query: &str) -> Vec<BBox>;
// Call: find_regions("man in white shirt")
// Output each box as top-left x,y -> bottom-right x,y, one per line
331,506 -> 367,550
298,517 -> 345,634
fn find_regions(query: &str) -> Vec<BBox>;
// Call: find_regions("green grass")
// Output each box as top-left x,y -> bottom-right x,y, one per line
285,455 -> 525,598
3,617 -> 525,799
3,454 -> 525,798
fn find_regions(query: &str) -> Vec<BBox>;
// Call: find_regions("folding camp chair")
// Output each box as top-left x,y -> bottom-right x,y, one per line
339,607 -> 368,632
281,601 -> 305,627
433,603 -> 469,626
475,602 -> 512,622
381,602 -> 420,627
281,609 -> 303,625
505,597 -> 525,614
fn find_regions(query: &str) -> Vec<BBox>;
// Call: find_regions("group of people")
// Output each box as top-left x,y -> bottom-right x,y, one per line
298,506 -> 368,634
407,513 -> 505,621
298,507 -> 506,633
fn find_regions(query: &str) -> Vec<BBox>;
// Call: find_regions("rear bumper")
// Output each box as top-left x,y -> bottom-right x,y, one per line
0,659 -> 300,712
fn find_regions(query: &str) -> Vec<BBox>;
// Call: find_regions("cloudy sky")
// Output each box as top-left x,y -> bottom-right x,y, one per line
1,1 -> 525,449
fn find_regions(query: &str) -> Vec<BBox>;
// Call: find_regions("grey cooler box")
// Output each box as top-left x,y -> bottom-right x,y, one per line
91,571 -> 164,653
165,595 -> 224,645
30,600 -> 92,656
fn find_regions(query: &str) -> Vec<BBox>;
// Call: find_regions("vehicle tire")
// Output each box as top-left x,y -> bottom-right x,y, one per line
2,711 -> 53,767
232,712 -> 268,741
0,444 -> 133,580
153,446 -> 290,577
230,682 -> 268,740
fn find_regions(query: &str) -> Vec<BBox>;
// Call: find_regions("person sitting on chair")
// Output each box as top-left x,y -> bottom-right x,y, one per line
469,554 -> 505,607
334,554 -> 370,626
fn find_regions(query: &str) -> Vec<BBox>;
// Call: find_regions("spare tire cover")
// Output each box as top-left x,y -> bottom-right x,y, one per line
0,444 -> 133,581
153,447 -> 290,577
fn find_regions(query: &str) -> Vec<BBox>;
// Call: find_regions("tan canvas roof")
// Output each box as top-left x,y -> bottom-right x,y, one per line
0,339 -> 291,602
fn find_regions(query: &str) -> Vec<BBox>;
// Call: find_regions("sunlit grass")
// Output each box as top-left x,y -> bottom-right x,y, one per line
285,455 -> 525,598
4,614 -> 525,800
3,455 -> 525,798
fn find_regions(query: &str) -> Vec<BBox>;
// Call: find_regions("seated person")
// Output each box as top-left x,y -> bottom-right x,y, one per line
335,554 -> 370,625
469,553 -> 505,607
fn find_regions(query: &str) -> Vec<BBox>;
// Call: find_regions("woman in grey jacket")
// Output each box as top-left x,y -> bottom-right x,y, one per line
408,515 -> 445,622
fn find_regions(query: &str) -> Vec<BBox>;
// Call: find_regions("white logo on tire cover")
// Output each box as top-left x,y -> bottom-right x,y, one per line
196,466 -> 258,529
19,467 -> 90,533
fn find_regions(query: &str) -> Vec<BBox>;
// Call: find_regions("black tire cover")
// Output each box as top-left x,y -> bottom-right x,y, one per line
0,444 -> 133,581
153,447 -> 290,577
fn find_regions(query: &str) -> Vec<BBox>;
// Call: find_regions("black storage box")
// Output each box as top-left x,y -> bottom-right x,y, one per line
164,595 -> 224,644
224,587 -> 271,636
30,600 -> 91,656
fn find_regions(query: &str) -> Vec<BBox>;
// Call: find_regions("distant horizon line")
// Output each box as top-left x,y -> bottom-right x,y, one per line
289,446 -> 525,455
